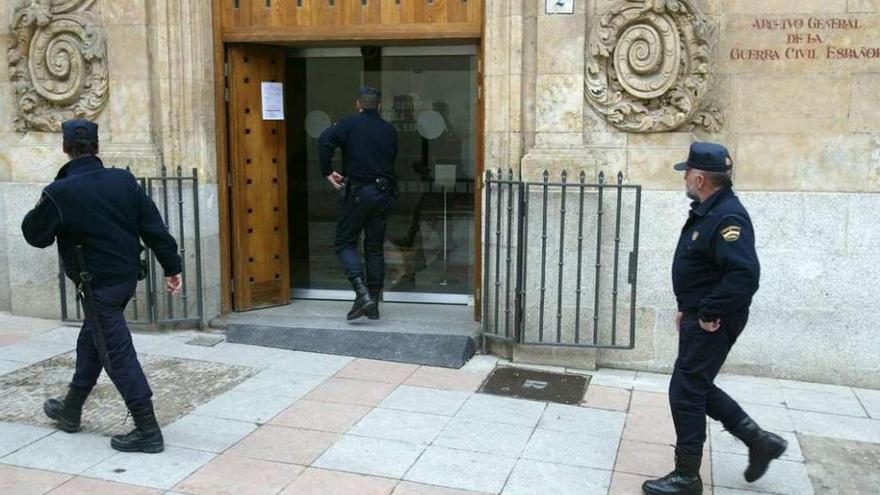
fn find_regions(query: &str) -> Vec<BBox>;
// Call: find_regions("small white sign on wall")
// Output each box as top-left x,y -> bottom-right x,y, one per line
261,82 -> 284,120
545,0 -> 575,15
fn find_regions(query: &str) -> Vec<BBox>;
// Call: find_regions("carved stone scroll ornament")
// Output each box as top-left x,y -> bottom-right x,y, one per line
584,0 -> 723,133
7,0 -> 109,132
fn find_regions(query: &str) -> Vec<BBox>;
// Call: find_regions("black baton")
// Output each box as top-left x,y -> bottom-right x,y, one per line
74,245 -> 113,375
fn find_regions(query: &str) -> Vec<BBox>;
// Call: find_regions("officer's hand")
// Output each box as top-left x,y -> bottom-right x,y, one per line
166,274 -> 182,295
675,312 -> 683,331
698,318 -> 721,333
326,172 -> 345,190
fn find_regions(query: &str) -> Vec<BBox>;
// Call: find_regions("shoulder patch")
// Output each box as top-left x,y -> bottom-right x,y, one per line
720,225 -> 741,242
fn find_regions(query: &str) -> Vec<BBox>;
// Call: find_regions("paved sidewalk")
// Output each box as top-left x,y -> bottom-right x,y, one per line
1,313 -> 879,495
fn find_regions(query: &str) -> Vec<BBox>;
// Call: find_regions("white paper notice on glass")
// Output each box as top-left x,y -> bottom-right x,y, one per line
261,82 -> 284,120
434,164 -> 457,190
545,0 -> 575,15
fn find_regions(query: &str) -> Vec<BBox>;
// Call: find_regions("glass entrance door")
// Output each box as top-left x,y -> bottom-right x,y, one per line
286,45 -> 477,304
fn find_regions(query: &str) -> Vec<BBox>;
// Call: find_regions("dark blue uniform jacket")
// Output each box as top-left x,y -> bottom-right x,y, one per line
318,109 -> 398,182
672,187 -> 760,322
21,156 -> 181,288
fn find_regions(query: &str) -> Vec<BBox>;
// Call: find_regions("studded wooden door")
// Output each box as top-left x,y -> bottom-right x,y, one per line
227,44 -> 290,310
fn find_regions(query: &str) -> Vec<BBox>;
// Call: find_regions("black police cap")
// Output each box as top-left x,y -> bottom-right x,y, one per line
673,142 -> 732,172
62,119 -> 99,143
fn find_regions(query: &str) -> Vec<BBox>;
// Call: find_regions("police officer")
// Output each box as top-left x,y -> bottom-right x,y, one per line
21,119 -> 182,454
643,143 -> 787,495
319,86 -> 398,320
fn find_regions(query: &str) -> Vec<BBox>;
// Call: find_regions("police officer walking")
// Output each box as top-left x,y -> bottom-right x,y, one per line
319,86 -> 398,320
643,143 -> 787,495
21,119 -> 182,454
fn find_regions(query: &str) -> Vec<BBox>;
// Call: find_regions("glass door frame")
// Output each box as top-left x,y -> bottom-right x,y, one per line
288,43 -> 478,306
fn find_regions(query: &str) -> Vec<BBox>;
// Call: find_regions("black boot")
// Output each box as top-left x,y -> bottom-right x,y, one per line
43,385 -> 91,433
111,402 -> 164,453
642,450 -> 703,495
366,287 -> 381,320
346,277 -> 375,321
729,416 -> 788,482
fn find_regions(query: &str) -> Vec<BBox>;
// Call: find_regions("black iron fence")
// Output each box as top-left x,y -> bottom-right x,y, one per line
482,169 -> 642,349
59,166 -> 205,330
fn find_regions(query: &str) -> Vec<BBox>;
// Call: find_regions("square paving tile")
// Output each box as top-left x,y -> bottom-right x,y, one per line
789,410 -> 880,444
0,341 -> 74,364
0,335 -> 27,347
0,359 -> 24,375
582,385 -> 631,412
205,343 -> 293,369
631,372 -> 671,393
614,440 -> 712,480
304,378 -> 397,407
1,431 -> 116,475
0,464 -> 71,495
714,376 -> 786,408
335,359 -> 419,384
163,414 -> 257,453
628,391 -> 672,416
737,404 -> 795,432
393,481 -> 491,494
622,412 -> 677,446
0,421 -> 55,457
31,327 -> 80,347
607,471 -> 653,495
456,394 -> 546,428
404,367 -> 488,393
501,459 -> 612,495
46,476 -> 163,494
712,452 -> 813,495
521,428 -> 620,470
278,467 -> 396,495
433,418 -> 533,457
314,435 -> 424,478
379,386 -> 471,416
232,369 -> 324,399
269,351 -> 353,376
782,386 -> 867,417
348,408 -> 450,446
853,387 -> 880,419
227,425 -> 339,465
83,446 -> 216,489
174,453 -> 303,495
712,489 -> 768,495
538,403 -> 626,437
585,369 -> 638,390
404,446 -> 517,494
269,399 -> 371,433
710,425 -> 803,462
192,390 -> 296,424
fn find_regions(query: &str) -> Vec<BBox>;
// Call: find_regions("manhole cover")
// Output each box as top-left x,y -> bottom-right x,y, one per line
478,367 -> 590,405
186,335 -> 226,347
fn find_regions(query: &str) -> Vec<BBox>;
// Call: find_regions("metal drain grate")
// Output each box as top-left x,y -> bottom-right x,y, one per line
478,366 -> 590,405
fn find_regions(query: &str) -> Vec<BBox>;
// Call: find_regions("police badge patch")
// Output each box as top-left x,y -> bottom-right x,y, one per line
720,225 -> 742,242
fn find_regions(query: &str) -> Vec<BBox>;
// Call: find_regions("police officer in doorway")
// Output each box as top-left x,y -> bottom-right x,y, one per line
643,143 -> 787,495
21,119 -> 182,454
319,86 -> 398,320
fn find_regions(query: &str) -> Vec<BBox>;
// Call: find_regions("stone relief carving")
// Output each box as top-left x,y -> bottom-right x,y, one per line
7,0 -> 109,132
584,0 -> 723,133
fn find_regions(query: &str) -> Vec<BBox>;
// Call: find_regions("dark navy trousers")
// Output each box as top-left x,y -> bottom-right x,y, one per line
335,184 -> 394,289
70,280 -> 152,410
669,311 -> 749,455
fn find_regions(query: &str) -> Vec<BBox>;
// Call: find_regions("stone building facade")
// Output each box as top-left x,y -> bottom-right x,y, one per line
1,0 -> 878,387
